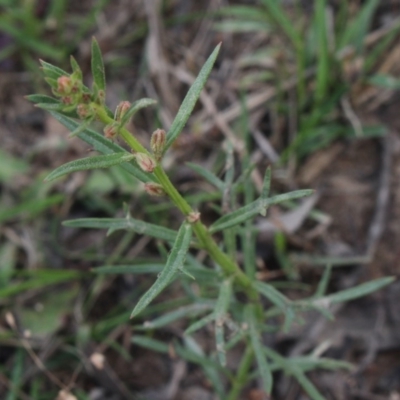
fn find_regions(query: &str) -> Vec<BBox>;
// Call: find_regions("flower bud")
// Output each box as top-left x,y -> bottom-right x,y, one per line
150,129 -> 166,160
61,96 -> 73,105
81,93 -> 92,103
114,101 -> 131,122
57,76 -> 73,95
104,123 -> 119,139
135,153 -> 156,173
144,182 -> 165,196
77,104 -> 91,119
187,211 -> 201,223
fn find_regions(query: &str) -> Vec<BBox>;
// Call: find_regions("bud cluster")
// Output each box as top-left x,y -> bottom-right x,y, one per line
41,56 -> 97,121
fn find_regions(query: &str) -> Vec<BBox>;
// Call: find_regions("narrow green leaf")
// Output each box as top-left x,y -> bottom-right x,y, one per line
91,37 -> 106,91
137,304 -> 213,330
186,162 -> 225,190
210,199 -> 264,233
119,98 -> 157,127
217,5 -> 269,21
318,277 -> 395,305
260,167 -> 271,200
39,60 -> 68,80
0,270 -> 84,299
338,0 -> 379,52
68,119 -> 94,138
132,335 -> 169,353
214,279 -> 232,366
253,280 -> 290,313
247,304 -> 273,394
49,111 -> 155,183
63,216 -> 178,243
261,0 -> 302,52
209,189 -> 314,233
0,195 -> 64,224
314,0 -> 329,103
264,348 -> 326,400
184,312 -> 215,335
92,264 -> 165,275
130,223 -> 192,318
70,56 -> 82,79
314,265 -> 332,298
368,74 -> 400,90
25,94 -> 60,105
214,20 -> 270,33
45,153 -> 135,182
165,44 -> 221,151
293,356 -> 353,372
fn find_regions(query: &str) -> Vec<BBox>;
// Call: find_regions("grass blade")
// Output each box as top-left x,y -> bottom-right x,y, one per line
314,0 -> 329,103
130,223 -> 192,318
44,153 -> 135,182
165,44 -> 221,151
247,304 -> 273,395
338,0 -> 379,52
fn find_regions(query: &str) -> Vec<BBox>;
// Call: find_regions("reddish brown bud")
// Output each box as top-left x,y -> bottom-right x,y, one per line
114,101 -> 131,122
135,153 -> 156,173
77,104 -> 90,119
150,129 -> 166,160
57,76 -> 73,95
144,182 -> 165,196
104,123 -> 119,139
81,93 -> 92,103
61,96 -> 73,105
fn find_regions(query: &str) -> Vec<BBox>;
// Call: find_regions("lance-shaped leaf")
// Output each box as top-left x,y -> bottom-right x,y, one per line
26,94 -> 60,106
186,162 -> 225,190
91,37 -> 105,92
137,304 -> 213,330
49,111 -> 155,183
252,280 -> 291,313
130,223 -> 192,318
63,216 -> 179,243
44,153 -> 135,182
39,60 -> 69,80
314,276 -> 395,307
119,98 -> 157,127
165,43 -> 221,151
209,189 -> 313,233
184,312 -> 215,335
263,347 -> 326,400
214,279 -> 232,366
247,304 -> 273,395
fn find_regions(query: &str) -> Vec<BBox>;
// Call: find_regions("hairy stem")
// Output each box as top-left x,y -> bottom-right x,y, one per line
93,103 -> 259,300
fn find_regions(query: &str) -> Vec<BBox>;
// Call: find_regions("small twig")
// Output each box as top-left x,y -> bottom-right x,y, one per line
366,134 -> 392,258
341,96 -> 364,138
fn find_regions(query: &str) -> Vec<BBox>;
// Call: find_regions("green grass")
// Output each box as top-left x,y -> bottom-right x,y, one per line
215,0 -> 399,161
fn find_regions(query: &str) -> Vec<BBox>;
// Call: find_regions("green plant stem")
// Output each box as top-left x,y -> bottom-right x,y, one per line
93,104 -> 259,300
227,344 -> 254,400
